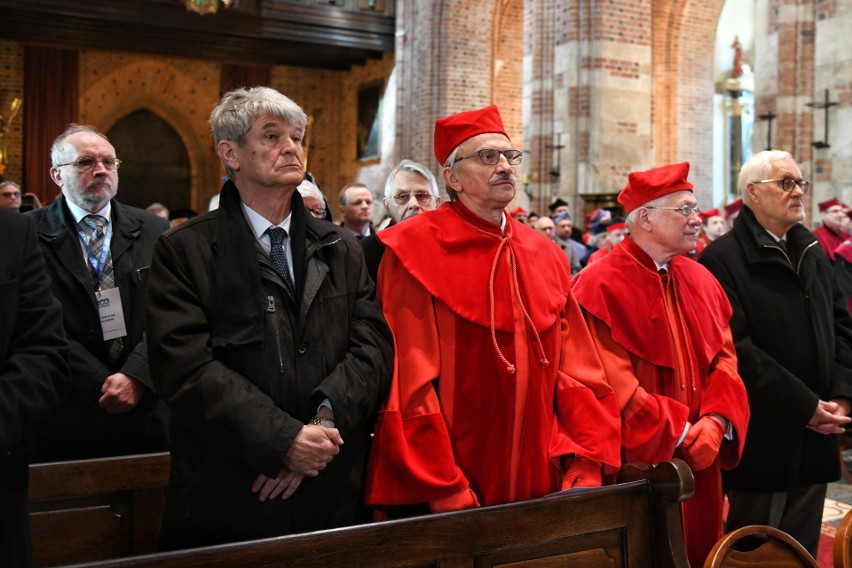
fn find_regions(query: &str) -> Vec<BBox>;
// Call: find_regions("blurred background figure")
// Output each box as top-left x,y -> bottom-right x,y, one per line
168,207 -> 198,227
0,180 -> 21,211
509,206 -> 528,224
145,202 -> 169,220
298,178 -> 330,221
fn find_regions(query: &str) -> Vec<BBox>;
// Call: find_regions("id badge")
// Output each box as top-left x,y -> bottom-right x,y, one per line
97,287 -> 127,341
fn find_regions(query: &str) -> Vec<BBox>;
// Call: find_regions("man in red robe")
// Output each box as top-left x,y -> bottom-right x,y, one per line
365,105 -> 621,514
813,197 -> 850,261
572,162 -> 750,568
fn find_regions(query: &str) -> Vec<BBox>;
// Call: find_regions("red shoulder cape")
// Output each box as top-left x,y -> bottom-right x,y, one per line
572,237 -> 732,369
378,201 -> 572,333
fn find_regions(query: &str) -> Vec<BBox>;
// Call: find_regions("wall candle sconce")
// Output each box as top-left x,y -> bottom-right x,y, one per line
0,97 -> 22,176
806,89 -> 837,149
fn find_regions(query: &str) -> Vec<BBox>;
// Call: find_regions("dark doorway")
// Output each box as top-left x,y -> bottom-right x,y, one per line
107,109 -> 191,211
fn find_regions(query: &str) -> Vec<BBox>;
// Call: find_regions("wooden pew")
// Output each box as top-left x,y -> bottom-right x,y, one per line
69,460 -> 694,568
28,452 -> 170,567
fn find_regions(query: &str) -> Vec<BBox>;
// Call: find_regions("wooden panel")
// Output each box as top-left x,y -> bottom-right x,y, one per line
0,0 -> 394,70
31,505 -> 127,566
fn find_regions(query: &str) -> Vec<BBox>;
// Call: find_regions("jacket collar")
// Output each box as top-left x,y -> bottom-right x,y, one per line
734,205 -> 817,267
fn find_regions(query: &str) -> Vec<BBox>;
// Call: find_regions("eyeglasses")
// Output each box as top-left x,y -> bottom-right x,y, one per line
753,177 -> 810,193
1,192 -> 20,199
454,149 -> 523,166
55,157 -> 121,171
646,204 -> 701,217
306,207 -> 326,219
392,191 -> 435,205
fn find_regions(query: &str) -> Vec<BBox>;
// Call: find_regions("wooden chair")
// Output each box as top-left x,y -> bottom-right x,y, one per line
837,507 -> 852,568
703,525 -> 818,568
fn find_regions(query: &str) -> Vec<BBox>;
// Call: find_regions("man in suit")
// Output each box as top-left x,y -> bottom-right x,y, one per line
27,124 -> 170,461
338,182 -> 374,238
0,208 -> 69,567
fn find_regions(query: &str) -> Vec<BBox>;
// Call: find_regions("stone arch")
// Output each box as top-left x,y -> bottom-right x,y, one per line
78,53 -> 222,211
652,0 -> 727,201
107,108 -> 191,211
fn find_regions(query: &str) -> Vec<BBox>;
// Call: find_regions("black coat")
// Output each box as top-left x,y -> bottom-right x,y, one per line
147,183 -> 393,549
0,209 -> 69,567
699,205 -> 852,491
27,196 -> 169,460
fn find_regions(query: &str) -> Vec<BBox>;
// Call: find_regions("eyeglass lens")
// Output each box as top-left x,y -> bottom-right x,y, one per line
394,192 -> 433,204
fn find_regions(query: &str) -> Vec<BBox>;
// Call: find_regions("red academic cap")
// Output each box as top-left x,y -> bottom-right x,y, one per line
509,206 -> 527,216
699,208 -> 722,222
724,199 -> 743,218
607,221 -> 626,233
819,197 -> 842,212
618,162 -> 694,214
434,104 -> 509,165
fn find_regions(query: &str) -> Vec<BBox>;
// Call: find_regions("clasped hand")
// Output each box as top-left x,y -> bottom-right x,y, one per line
807,399 -> 851,435
252,424 -> 343,502
99,372 -> 145,413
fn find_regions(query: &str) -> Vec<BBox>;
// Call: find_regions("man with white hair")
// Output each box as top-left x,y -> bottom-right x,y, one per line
572,162 -> 750,568
297,178 -> 329,220
700,150 -> 852,560
360,159 -> 440,283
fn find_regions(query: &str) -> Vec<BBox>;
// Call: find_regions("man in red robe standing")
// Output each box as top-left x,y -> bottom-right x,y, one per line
572,162 -> 750,568
813,197 -> 850,261
365,105 -> 621,514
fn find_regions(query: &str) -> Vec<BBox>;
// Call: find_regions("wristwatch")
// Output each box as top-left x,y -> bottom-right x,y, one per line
310,416 -> 335,428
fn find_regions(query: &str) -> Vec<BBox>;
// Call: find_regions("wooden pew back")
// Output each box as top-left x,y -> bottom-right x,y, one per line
28,452 -> 170,567
68,460 -> 693,568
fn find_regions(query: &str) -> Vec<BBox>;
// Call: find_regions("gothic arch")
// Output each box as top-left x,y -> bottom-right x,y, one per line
652,0 -> 727,197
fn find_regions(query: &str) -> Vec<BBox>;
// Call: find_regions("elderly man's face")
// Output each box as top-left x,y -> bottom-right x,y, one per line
302,196 -> 326,219
821,204 -> 846,232
51,132 -> 119,213
0,184 -> 21,210
646,190 -> 701,256
340,186 -> 374,227
606,228 -> 627,247
533,217 -> 556,240
385,170 -> 438,224
747,157 -> 806,235
446,132 -> 518,215
225,114 -> 305,192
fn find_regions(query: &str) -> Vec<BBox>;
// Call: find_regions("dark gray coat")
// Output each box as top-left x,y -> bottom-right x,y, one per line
147,182 -> 392,549
699,205 -> 852,491
27,196 -> 169,460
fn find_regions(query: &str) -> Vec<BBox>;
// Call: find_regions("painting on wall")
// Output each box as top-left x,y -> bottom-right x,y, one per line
357,82 -> 382,161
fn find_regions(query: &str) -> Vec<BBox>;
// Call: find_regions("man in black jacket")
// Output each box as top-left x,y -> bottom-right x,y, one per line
0,209 -> 69,567
146,86 -> 393,549
699,150 -> 852,559
28,124 -> 169,461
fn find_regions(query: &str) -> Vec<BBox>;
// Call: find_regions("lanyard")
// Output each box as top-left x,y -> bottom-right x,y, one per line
76,219 -> 113,282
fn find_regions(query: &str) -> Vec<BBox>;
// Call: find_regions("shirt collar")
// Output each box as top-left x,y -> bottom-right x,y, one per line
67,198 -> 111,225
240,201 -> 292,237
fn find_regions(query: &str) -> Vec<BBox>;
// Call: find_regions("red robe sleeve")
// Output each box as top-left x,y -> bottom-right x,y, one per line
584,311 -> 690,465
364,251 -> 472,506
697,325 -> 750,470
548,297 -> 622,478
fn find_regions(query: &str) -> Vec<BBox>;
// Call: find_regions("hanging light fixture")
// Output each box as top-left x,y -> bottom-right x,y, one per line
186,0 -> 234,16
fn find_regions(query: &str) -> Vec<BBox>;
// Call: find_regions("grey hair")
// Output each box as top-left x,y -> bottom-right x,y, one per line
738,150 -> 794,206
442,145 -> 463,202
384,159 -> 439,201
0,180 -> 21,191
50,124 -> 112,167
298,179 -> 326,206
209,87 -> 307,179
624,193 -> 679,229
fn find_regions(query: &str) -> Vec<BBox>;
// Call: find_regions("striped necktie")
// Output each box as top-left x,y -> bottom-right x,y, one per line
82,215 -> 124,362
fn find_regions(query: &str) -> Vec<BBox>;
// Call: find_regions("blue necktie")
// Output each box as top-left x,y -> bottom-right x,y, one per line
267,227 -> 295,293
82,215 -> 124,362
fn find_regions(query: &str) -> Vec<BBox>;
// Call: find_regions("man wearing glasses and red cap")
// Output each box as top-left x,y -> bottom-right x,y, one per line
365,105 -> 621,514
572,162 -> 750,568
813,196 -> 850,261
